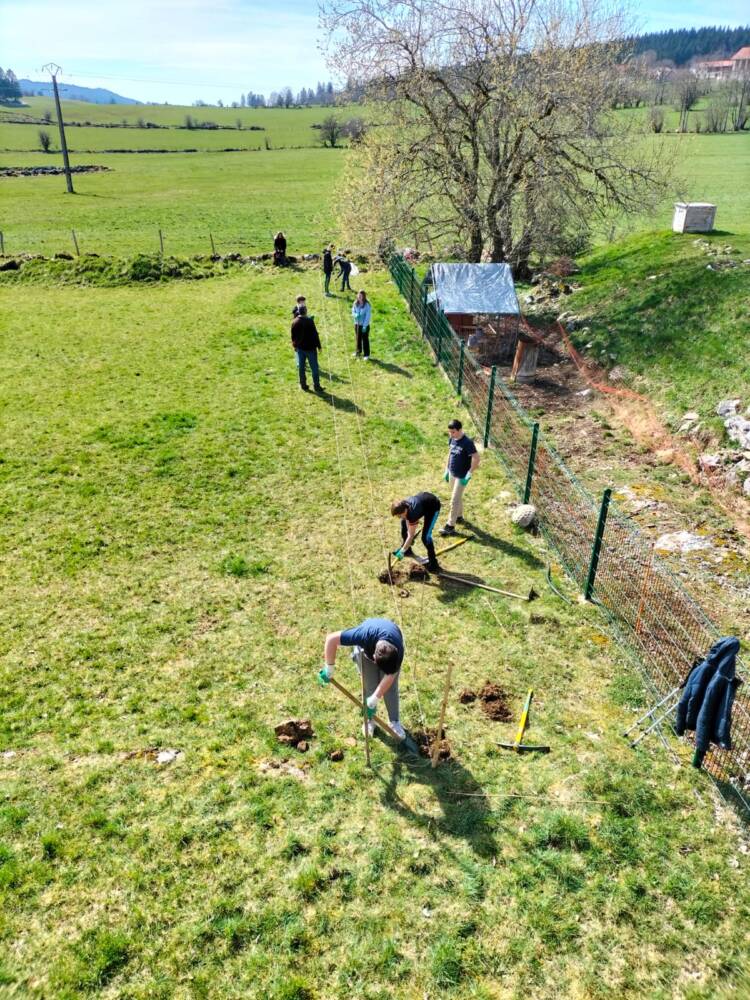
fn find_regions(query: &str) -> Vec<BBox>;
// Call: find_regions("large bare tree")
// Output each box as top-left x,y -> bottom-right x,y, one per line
320,0 -> 670,274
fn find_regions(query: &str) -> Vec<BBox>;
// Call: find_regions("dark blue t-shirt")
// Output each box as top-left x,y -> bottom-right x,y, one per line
404,491 -> 440,523
447,434 -> 477,477
340,617 -> 404,670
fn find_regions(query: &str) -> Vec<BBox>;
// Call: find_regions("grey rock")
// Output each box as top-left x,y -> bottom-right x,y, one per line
716,398 -> 742,418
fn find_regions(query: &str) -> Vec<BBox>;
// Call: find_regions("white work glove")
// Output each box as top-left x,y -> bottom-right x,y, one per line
366,693 -> 380,719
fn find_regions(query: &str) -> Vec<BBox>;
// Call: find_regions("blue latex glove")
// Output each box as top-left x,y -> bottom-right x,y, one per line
318,664 -> 335,685
392,549 -> 404,561
459,473 -> 472,487
443,469 -> 450,483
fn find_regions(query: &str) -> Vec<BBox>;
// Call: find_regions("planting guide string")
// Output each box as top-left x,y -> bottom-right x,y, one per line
317,276 -> 429,733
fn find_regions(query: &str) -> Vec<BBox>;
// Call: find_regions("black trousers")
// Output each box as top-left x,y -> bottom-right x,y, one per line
401,502 -> 440,567
324,271 -> 332,292
355,324 -> 370,356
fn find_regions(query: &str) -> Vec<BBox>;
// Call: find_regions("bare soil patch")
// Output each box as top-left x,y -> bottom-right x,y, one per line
413,727 -> 452,761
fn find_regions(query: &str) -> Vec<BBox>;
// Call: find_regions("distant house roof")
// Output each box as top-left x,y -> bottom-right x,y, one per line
699,59 -> 732,68
732,47 -> 750,61
426,263 -> 520,316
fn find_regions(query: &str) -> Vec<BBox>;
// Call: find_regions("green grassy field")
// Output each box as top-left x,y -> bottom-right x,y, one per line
2,266 -> 749,998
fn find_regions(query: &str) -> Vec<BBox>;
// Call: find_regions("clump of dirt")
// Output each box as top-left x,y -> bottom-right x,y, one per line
328,749 -> 344,762
458,688 -> 477,704
478,682 -> 512,722
378,563 -> 428,586
274,718 -> 314,751
413,727 -> 452,761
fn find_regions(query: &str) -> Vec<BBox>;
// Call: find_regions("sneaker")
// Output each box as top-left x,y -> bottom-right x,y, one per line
427,562 -> 442,574
352,352 -> 360,358
313,384 -> 324,393
389,721 -> 406,740
362,720 -> 375,738
363,355 -> 371,361
300,384 -> 310,392
456,516 -> 465,524
438,524 -> 456,536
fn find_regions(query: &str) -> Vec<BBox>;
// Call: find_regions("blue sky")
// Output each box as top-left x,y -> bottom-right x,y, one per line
1,0 -> 748,105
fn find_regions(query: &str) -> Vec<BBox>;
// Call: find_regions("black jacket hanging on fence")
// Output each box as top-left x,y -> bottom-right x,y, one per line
674,637 -> 741,762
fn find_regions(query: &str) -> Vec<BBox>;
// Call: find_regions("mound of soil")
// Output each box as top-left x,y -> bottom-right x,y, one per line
378,563 -> 429,586
458,688 -> 477,704
274,718 -> 314,751
478,682 -> 512,722
413,727 -> 452,761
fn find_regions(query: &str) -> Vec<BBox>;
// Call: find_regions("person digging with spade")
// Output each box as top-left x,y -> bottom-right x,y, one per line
318,618 -> 405,739
391,491 -> 442,574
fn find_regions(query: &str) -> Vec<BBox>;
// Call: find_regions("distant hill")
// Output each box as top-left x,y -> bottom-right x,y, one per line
19,79 -> 140,105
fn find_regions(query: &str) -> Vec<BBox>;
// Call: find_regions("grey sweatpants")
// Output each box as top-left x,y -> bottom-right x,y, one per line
356,649 -> 400,722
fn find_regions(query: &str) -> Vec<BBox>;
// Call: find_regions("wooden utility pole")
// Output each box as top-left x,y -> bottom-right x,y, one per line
42,64 -> 74,194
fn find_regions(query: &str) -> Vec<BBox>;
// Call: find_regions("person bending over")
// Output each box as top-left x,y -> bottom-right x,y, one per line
391,491 -> 442,574
319,617 -> 405,739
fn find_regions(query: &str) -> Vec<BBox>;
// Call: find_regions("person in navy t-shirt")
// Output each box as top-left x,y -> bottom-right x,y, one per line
439,419 -> 480,536
318,618 -> 405,739
390,491 -> 442,573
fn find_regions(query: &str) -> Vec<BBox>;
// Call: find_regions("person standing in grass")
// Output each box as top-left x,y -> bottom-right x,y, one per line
334,252 -> 353,291
318,618 -> 405,739
439,419 -> 480,536
351,289 -> 372,359
292,294 -> 306,318
391,491 -> 442,573
273,231 -> 287,266
323,246 -> 334,295
291,305 -> 323,393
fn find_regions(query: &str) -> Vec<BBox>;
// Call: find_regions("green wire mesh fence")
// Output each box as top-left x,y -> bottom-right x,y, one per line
389,253 -> 749,813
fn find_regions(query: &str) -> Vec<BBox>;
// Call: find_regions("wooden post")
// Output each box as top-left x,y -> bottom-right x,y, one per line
210,232 -> 216,256
71,229 -> 80,256
360,656 -> 371,768
431,663 -> 454,768
158,229 -> 164,255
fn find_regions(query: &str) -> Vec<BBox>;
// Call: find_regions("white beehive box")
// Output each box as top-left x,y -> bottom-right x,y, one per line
672,202 -> 716,233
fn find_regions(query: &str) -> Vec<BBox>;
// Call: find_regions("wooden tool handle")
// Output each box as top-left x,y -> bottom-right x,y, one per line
329,677 -> 401,742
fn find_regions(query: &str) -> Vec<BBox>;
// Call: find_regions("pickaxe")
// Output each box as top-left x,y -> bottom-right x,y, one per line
437,570 -> 538,602
497,689 -> 550,753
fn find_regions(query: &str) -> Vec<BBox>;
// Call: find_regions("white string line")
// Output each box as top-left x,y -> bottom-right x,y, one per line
319,275 -> 428,730
309,278 -> 358,621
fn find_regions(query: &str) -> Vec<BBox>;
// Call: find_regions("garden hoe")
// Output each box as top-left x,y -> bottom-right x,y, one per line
497,689 -> 550,753
328,677 -> 420,756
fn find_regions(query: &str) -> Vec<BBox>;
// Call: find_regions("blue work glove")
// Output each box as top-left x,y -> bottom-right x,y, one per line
443,469 -> 450,483
459,473 -> 472,487
318,664 -> 335,685
392,549 -> 404,561
366,693 -> 380,719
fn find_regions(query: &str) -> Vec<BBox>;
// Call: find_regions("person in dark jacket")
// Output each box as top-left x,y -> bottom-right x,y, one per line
674,636 -> 741,767
390,491 -> 442,573
274,231 -> 287,266
323,247 -> 333,295
334,253 -> 353,291
291,305 -> 322,392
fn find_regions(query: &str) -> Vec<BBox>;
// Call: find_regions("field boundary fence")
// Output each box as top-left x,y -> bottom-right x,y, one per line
389,252 -> 749,816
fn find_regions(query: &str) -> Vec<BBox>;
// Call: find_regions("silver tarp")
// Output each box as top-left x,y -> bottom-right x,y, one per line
427,262 -> 520,315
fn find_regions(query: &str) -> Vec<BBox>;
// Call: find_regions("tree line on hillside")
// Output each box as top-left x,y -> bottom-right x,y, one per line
628,25 -> 750,66
192,82 -> 337,110
0,68 -> 22,102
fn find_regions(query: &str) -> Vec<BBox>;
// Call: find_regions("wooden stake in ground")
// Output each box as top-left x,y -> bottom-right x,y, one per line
360,656 -> 371,768
431,662 -> 454,768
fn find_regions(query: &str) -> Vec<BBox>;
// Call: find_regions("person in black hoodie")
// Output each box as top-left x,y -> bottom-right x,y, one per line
291,305 -> 322,392
323,247 -> 333,295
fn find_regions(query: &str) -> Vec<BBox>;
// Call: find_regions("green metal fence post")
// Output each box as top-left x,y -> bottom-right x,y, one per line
408,267 -> 415,313
585,488 -> 612,600
523,422 -> 540,504
435,317 -> 443,366
456,340 -> 465,396
483,366 -> 497,448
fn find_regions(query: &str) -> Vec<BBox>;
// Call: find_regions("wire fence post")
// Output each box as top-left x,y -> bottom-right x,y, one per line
585,488 -> 612,601
523,422 -> 540,503
408,267 -> 416,314
210,232 -> 216,256
158,228 -> 164,255
483,366 -> 497,448
435,318 -> 443,366
0,231 -> 4,255
456,340 -> 465,396
71,229 -> 80,256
